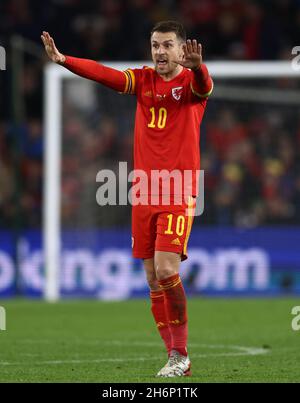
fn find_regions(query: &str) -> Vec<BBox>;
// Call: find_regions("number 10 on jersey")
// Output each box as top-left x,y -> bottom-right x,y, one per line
148,107 -> 167,129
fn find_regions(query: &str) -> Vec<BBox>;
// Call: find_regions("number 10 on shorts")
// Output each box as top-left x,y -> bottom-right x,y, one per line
164,214 -> 185,236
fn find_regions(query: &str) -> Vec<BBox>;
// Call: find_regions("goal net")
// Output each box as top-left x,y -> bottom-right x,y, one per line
44,61 -> 300,301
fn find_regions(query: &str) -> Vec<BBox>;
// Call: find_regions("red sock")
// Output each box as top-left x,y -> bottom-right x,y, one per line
158,274 -> 188,357
150,290 -> 172,356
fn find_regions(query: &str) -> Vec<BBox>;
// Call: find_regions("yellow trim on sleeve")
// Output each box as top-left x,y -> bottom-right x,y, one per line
123,71 -> 129,94
191,80 -> 214,98
127,69 -> 136,94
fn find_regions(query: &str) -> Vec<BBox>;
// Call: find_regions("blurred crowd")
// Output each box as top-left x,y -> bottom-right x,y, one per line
1,0 -> 299,60
203,98 -> 300,226
0,0 -> 300,228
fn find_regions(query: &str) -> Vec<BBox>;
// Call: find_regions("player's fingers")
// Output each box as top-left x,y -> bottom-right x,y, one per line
43,32 -> 50,45
198,43 -> 202,55
44,38 -> 50,48
192,39 -> 198,53
50,37 -> 58,53
182,43 -> 189,58
46,32 -> 52,45
186,39 -> 193,54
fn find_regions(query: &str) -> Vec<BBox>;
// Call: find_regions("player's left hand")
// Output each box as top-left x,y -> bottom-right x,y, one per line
173,39 -> 202,71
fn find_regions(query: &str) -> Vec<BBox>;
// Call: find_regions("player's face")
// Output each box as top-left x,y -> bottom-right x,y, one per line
151,31 -> 184,76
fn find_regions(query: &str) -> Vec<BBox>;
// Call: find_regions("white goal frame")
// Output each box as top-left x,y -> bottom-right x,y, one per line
43,60 -> 298,301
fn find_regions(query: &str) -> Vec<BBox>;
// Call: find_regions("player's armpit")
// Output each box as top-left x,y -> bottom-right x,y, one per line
63,56 -> 128,93
190,63 -> 214,99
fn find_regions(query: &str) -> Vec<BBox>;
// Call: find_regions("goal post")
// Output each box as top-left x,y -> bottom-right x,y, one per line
44,64 -> 62,302
43,61 -> 298,302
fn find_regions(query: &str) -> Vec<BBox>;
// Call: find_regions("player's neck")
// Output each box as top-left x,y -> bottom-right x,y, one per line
159,65 -> 183,82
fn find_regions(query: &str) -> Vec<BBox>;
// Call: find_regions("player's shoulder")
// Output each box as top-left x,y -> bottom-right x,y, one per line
141,66 -> 155,76
126,65 -> 154,79
122,66 -> 154,94
128,66 -> 154,72
142,65 -> 155,71
183,67 -> 194,78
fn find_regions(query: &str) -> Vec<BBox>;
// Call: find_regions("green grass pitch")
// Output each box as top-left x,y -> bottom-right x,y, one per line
0,298 -> 300,383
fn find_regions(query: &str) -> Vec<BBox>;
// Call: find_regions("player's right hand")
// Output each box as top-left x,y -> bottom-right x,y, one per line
41,31 -> 66,64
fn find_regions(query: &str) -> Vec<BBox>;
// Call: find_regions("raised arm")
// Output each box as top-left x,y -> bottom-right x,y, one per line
41,31 -> 133,94
173,39 -> 213,98
41,31 -> 66,64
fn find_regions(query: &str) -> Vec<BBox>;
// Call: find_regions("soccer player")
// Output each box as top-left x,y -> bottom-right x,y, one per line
41,21 -> 213,377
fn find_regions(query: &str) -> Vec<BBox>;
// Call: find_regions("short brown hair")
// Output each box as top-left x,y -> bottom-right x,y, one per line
151,21 -> 186,42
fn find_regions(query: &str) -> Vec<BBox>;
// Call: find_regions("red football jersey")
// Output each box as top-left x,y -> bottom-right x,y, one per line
124,66 -> 212,198
63,57 -> 213,199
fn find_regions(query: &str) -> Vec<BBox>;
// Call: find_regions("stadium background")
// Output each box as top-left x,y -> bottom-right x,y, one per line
0,0 -> 300,298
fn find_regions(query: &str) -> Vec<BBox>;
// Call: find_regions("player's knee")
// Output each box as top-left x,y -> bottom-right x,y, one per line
154,252 -> 180,281
155,264 -> 177,281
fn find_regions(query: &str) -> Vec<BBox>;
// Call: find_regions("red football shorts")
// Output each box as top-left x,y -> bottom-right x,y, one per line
131,196 -> 196,261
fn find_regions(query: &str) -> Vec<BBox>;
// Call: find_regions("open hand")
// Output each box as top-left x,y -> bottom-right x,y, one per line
41,31 -> 66,64
173,39 -> 202,70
